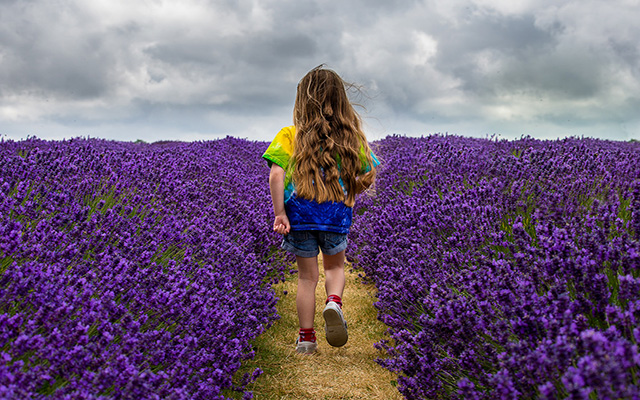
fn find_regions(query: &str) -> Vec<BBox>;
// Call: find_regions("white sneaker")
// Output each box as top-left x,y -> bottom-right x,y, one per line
323,301 -> 348,347
295,337 -> 318,354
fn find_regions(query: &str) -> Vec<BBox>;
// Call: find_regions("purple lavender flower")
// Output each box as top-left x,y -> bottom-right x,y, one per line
349,135 -> 640,398
1,137 -> 288,398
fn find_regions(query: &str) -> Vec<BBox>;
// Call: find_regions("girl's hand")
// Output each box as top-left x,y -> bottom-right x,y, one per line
273,214 -> 290,235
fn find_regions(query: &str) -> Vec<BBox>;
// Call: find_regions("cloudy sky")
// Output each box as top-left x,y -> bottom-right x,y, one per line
1,0 -> 639,143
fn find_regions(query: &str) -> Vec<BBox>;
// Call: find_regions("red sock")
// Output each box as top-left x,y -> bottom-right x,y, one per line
299,328 -> 316,343
326,294 -> 343,308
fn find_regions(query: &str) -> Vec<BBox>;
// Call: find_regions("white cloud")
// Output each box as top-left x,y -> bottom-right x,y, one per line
409,31 -> 438,67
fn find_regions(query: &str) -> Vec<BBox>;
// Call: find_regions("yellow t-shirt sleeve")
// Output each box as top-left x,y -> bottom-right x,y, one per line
262,126 -> 295,170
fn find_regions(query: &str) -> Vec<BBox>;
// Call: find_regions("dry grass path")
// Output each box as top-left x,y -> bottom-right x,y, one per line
244,256 -> 403,399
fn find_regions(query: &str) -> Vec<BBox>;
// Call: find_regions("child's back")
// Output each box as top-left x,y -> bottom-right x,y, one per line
263,65 -> 379,353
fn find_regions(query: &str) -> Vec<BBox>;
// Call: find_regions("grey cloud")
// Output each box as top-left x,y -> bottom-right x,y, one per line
245,34 -> 318,64
145,32 -> 317,68
143,40 -> 225,67
0,2 -> 116,99
140,33 -> 317,114
430,13 -> 562,95
609,38 -> 640,76
503,52 -> 603,98
440,13 -> 557,57
1,0 -> 639,142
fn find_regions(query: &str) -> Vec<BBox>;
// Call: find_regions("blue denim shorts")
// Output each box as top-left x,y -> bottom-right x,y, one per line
281,230 -> 348,258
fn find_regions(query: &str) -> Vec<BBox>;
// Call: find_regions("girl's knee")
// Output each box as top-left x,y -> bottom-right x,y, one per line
298,268 -> 320,284
296,256 -> 319,281
299,274 -> 319,287
323,262 -> 344,273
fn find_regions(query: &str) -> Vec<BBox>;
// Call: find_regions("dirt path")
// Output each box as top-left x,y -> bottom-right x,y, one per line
245,255 -> 403,399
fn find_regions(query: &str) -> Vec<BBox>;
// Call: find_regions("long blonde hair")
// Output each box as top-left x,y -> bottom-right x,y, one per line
291,65 -> 376,207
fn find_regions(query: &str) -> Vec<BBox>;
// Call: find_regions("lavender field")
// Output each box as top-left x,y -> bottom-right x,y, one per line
1,134 -> 640,399
0,137 -> 289,399
349,135 -> 640,399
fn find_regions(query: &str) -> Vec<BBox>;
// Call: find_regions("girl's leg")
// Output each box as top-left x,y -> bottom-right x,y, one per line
322,249 -> 348,347
322,250 -> 345,299
295,255 -> 320,329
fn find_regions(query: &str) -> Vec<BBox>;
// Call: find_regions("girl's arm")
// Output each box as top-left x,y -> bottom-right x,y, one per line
269,164 -> 290,235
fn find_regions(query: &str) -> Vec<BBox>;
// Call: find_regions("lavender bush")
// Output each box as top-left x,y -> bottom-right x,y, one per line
4,133 -> 639,399
0,137 -> 287,399
349,135 -> 640,399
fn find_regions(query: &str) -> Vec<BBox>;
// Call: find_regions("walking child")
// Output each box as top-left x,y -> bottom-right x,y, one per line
262,65 -> 379,354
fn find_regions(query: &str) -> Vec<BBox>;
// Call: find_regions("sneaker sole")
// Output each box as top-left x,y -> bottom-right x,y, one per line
323,307 -> 348,347
296,342 -> 318,354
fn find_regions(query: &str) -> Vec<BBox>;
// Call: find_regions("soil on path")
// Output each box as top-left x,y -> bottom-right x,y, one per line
245,256 -> 403,400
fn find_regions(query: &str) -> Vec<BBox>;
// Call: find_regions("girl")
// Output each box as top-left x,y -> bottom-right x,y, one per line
262,65 -> 379,354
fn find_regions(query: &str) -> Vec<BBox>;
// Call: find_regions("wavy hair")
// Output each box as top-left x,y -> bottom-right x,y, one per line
291,65 -> 376,207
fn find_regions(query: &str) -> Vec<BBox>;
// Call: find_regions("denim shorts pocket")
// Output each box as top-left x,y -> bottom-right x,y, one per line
288,230 -> 312,245
281,231 -> 320,257
318,232 -> 348,255
322,232 -> 346,248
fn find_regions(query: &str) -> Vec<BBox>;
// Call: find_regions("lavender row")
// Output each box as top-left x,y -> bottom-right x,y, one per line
348,135 -> 640,399
0,137 -> 285,399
